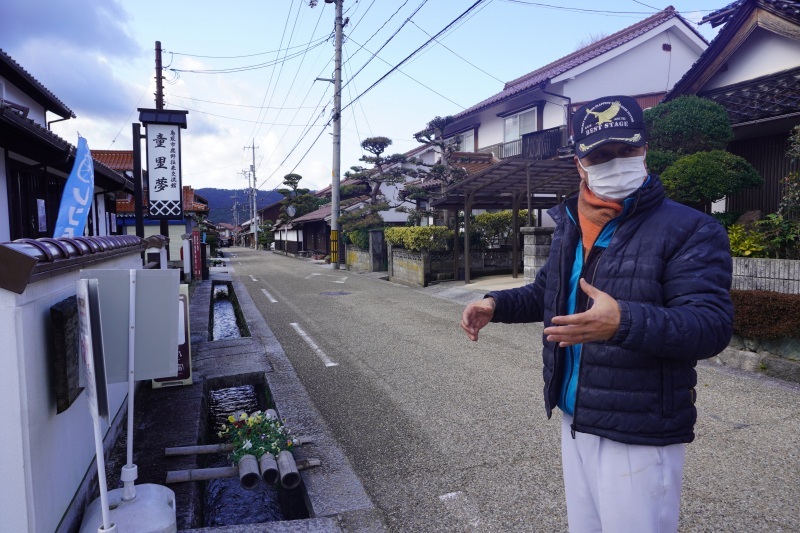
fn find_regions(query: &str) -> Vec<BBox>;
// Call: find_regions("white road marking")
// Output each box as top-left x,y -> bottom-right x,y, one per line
237,262 -> 242,265
438,491 -> 481,530
304,272 -> 348,284
290,323 -> 338,367
261,289 -> 278,303
249,275 -> 258,282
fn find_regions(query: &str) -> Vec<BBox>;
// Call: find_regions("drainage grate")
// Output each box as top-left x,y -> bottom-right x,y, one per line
320,291 -> 351,296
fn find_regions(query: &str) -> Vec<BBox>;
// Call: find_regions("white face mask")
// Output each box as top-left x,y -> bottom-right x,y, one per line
578,153 -> 647,200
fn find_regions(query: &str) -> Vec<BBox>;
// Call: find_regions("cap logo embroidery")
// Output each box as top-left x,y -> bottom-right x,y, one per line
578,133 -> 642,153
585,101 -> 622,126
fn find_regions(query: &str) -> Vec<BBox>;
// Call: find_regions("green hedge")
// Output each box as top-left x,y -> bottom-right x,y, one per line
384,226 -> 453,252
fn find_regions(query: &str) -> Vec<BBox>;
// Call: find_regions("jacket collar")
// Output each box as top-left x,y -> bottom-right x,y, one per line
550,174 -> 665,225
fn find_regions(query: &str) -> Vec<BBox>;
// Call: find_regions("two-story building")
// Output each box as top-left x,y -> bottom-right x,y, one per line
1,49 -> 133,242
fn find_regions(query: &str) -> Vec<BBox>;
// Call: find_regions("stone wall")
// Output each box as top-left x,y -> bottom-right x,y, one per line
732,257 -> 800,294
521,226 -> 553,284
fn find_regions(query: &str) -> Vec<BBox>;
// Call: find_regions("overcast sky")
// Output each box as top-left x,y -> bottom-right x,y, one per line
2,0 -> 723,193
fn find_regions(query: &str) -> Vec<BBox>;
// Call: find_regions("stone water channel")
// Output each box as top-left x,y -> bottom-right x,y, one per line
204,282 -> 307,526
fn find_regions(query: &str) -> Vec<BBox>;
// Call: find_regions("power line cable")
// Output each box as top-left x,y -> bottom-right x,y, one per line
408,19 -> 505,83
343,0 -> 487,112
252,2 -> 327,149
341,0 -> 429,91
247,0 -> 302,146
167,94 -> 321,110
342,0 -> 409,68
345,36 -> 463,108
168,42 -> 326,74
164,37 -> 329,59
107,79 -> 153,148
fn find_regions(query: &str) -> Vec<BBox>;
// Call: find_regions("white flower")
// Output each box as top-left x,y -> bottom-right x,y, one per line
242,439 -> 253,450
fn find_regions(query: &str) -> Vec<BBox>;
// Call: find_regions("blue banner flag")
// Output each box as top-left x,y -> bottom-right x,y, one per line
54,136 -> 95,238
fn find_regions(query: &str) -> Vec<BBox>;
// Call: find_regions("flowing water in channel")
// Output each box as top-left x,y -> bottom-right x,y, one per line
212,285 -> 241,340
205,385 -> 284,525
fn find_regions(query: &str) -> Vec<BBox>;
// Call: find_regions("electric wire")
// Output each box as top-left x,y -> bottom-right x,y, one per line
167,95 -> 320,110
165,37 -> 329,59
342,0 -> 409,68
251,1 -> 327,147
246,0 -> 302,150
408,19 -> 504,83
342,0 -> 488,113
345,36 -> 464,108
168,42 -> 326,74
107,79 -> 152,148
341,0 -> 429,91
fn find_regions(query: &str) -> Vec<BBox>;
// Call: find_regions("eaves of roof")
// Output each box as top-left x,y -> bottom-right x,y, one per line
0,105 -> 131,192
454,6 -> 702,120
0,49 -> 74,119
666,0 -> 800,100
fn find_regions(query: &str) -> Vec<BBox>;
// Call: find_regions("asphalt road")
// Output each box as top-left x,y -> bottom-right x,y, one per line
226,248 -> 799,533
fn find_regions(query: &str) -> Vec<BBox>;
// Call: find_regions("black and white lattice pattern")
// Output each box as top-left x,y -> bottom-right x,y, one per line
149,200 -> 182,217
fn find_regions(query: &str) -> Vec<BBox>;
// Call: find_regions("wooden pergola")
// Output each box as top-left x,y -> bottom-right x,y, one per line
431,157 -> 580,283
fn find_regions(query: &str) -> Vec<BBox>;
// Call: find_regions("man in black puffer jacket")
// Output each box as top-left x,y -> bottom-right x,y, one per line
461,95 -> 733,533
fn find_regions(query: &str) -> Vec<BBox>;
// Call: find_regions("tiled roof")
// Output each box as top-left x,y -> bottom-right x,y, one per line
454,7 -> 700,119
291,196 -> 370,224
315,178 -> 366,197
0,48 -> 74,119
0,104 -> 130,191
451,152 -> 497,175
703,0 -> 800,27
666,0 -> 800,101
92,150 -> 134,171
116,185 -> 208,214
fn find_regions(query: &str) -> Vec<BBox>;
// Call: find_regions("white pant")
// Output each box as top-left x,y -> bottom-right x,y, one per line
561,414 -> 685,533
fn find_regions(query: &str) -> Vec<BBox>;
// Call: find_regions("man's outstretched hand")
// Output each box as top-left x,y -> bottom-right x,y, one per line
544,279 -> 620,347
461,297 -> 496,341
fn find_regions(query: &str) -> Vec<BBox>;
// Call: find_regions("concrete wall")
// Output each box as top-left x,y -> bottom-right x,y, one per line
0,253 -> 141,532
388,247 -> 429,287
346,246 -> 372,273
732,257 -> 800,294
522,227 -> 554,284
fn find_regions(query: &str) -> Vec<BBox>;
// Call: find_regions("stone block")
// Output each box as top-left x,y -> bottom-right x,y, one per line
715,347 -> 763,372
759,355 -> 800,384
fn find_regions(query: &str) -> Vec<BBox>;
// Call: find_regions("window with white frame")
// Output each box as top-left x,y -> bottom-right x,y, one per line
504,108 -> 537,143
446,129 -> 474,153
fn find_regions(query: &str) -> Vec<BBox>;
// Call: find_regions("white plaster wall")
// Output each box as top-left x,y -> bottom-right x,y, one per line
558,27 -> 704,102
2,76 -> 47,125
704,28 -> 800,90
0,149 -> 9,241
0,253 -> 140,532
476,109 -> 505,149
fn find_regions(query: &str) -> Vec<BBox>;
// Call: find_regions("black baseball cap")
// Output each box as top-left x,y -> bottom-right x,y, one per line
572,95 -> 646,158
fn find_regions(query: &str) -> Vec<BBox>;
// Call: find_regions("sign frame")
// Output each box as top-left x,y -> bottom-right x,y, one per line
144,123 -> 184,220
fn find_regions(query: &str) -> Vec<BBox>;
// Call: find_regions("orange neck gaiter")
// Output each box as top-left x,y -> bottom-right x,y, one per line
577,181 -> 623,258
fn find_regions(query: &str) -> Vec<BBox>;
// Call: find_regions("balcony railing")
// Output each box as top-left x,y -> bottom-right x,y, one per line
478,126 -> 569,161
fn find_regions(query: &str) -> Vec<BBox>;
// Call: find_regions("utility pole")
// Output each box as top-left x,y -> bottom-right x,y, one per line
246,142 -> 259,250
155,40 -> 170,256
330,0 -> 343,269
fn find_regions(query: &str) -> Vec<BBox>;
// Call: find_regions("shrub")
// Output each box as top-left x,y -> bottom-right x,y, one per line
473,210 -> 532,249
384,226 -> 453,252
756,213 -> 800,260
711,211 -> 743,228
347,229 -> 370,250
644,96 -> 733,154
728,224 -> 767,257
661,150 -> 762,207
645,149 -> 681,176
731,290 -> 800,340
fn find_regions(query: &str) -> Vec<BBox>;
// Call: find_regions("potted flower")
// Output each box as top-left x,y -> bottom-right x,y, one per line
218,410 -> 297,489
